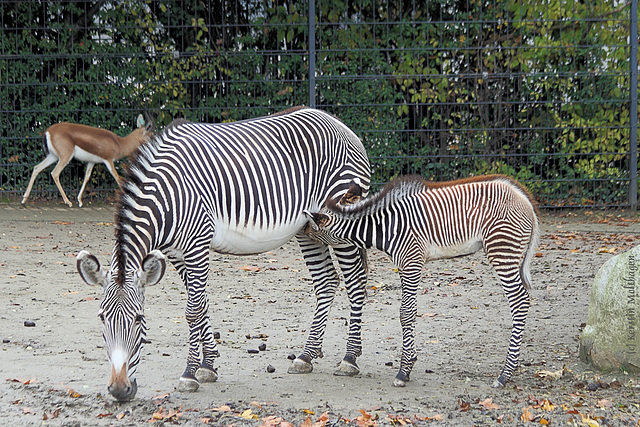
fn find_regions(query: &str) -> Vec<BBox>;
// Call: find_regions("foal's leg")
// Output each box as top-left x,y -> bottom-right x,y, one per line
490,259 -> 530,387
393,263 -> 422,387
333,244 -> 368,376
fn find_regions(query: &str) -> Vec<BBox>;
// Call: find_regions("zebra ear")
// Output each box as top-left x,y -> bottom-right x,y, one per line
303,210 -> 330,232
77,250 -> 107,287
338,181 -> 363,206
137,250 -> 166,288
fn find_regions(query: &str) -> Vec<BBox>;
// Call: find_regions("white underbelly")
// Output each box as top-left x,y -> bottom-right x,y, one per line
73,146 -> 107,164
211,217 -> 306,255
428,238 -> 483,260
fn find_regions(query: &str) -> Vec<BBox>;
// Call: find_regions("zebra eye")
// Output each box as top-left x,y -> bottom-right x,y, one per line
135,314 -> 144,324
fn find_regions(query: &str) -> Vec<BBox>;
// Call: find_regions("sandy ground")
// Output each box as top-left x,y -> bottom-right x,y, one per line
0,203 -> 639,426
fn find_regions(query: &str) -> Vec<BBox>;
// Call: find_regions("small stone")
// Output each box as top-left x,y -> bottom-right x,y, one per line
24,321 -> 36,327
385,362 -> 393,366
287,353 -> 296,360
425,369 -> 434,373
258,343 -> 267,351
247,349 -> 259,354
266,364 -> 276,373
2,339 -> 9,344
587,382 -> 600,391
213,331 -> 221,339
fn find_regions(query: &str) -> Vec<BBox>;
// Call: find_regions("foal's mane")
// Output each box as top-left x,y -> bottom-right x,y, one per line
326,174 -> 538,218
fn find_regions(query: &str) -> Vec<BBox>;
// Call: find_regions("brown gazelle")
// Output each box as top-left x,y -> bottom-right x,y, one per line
21,113 -> 154,207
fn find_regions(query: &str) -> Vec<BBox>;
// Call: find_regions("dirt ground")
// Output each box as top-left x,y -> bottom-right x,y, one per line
0,203 -> 639,426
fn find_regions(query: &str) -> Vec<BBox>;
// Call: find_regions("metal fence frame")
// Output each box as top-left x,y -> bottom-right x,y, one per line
1,0 -> 638,209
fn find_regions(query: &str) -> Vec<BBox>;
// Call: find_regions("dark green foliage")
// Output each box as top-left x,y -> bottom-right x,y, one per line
0,0 -> 635,207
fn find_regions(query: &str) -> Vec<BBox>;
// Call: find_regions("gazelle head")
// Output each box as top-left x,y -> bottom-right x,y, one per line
76,250 -> 166,401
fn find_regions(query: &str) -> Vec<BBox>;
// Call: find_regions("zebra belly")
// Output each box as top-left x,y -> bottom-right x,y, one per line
427,238 -> 483,261
210,219 -> 305,255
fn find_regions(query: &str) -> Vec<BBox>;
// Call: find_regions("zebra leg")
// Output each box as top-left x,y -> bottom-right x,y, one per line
492,262 -> 530,387
393,265 -> 421,387
172,249 -> 219,392
288,234 -> 340,374
332,244 -> 368,376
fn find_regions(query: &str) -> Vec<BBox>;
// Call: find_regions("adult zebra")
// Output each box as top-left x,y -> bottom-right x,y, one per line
304,175 -> 540,388
76,107 -> 371,401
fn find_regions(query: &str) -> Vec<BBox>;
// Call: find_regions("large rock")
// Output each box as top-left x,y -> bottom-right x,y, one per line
579,244 -> 640,373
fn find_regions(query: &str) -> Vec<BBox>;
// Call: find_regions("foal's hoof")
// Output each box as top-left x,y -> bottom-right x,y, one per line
287,358 -> 313,374
393,378 -> 407,387
333,359 -> 360,376
177,377 -> 200,392
195,367 -> 218,383
492,376 -> 507,388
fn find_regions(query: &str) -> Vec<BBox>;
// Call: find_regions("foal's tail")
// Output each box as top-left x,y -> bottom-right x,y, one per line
520,213 -> 541,291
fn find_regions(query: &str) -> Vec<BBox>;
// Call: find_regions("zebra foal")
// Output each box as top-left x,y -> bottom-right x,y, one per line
304,174 -> 540,387
76,107 -> 371,401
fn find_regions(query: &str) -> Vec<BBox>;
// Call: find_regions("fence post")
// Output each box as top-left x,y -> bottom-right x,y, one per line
631,0 -> 638,210
308,0 -> 316,109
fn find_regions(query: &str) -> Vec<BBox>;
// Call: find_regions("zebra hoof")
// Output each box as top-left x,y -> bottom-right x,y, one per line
195,367 -> 218,383
333,360 -> 360,376
393,378 -> 407,387
287,358 -> 313,374
492,377 -> 507,388
177,377 -> 200,392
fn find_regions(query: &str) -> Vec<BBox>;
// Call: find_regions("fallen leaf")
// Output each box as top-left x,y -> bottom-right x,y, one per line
52,221 -> 73,225
259,415 -> 283,427
596,399 -> 612,409
212,405 -> 232,412
97,413 -> 113,418
541,400 -> 555,411
521,407 -> 534,422
535,369 -> 563,380
540,418 -> 550,425
479,398 -> 500,410
68,389 -> 82,398
240,409 -> 257,420
23,407 -> 33,414
303,409 -> 315,415
238,266 -> 261,272
116,412 -> 126,420
458,400 -> 471,412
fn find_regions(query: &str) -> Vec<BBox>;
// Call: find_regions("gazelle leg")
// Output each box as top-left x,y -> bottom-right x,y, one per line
21,154 -> 58,204
103,160 -> 122,188
77,162 -> 95,208
50,156 -> 74,207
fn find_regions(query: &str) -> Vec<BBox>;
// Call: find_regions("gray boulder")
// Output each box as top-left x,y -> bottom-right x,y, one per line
579,244 -> 640,373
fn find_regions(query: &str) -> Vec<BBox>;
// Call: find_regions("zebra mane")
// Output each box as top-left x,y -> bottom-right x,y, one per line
326,174 -> 538,218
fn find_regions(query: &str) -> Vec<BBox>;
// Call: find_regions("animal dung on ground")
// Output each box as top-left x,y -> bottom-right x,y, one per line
266,364 -> 276,373
247,349 -> 259,354
258,343 -> 267,351
23,320 -> 36,327
213,331 -> 221,339
287,353 -> 296,360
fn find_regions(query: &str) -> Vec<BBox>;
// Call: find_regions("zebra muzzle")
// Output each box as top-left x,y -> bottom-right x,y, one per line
108,362 -> 137,401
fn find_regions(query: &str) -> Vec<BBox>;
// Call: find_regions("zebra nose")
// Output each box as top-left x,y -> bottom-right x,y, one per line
108,377 -> 137,401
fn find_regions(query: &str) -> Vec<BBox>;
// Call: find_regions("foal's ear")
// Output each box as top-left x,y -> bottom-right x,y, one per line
303,210 -> 330,232
137,250 -> 166,288
77,250 -> 107,287
338,181 -> 364,206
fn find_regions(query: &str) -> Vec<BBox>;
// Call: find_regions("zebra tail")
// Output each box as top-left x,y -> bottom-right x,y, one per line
520,214 -> 541,291
359,247 -> 369,276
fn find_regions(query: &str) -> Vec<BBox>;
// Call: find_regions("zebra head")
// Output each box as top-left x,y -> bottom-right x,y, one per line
76,250 -> 166,401
303,209 -> 352,246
